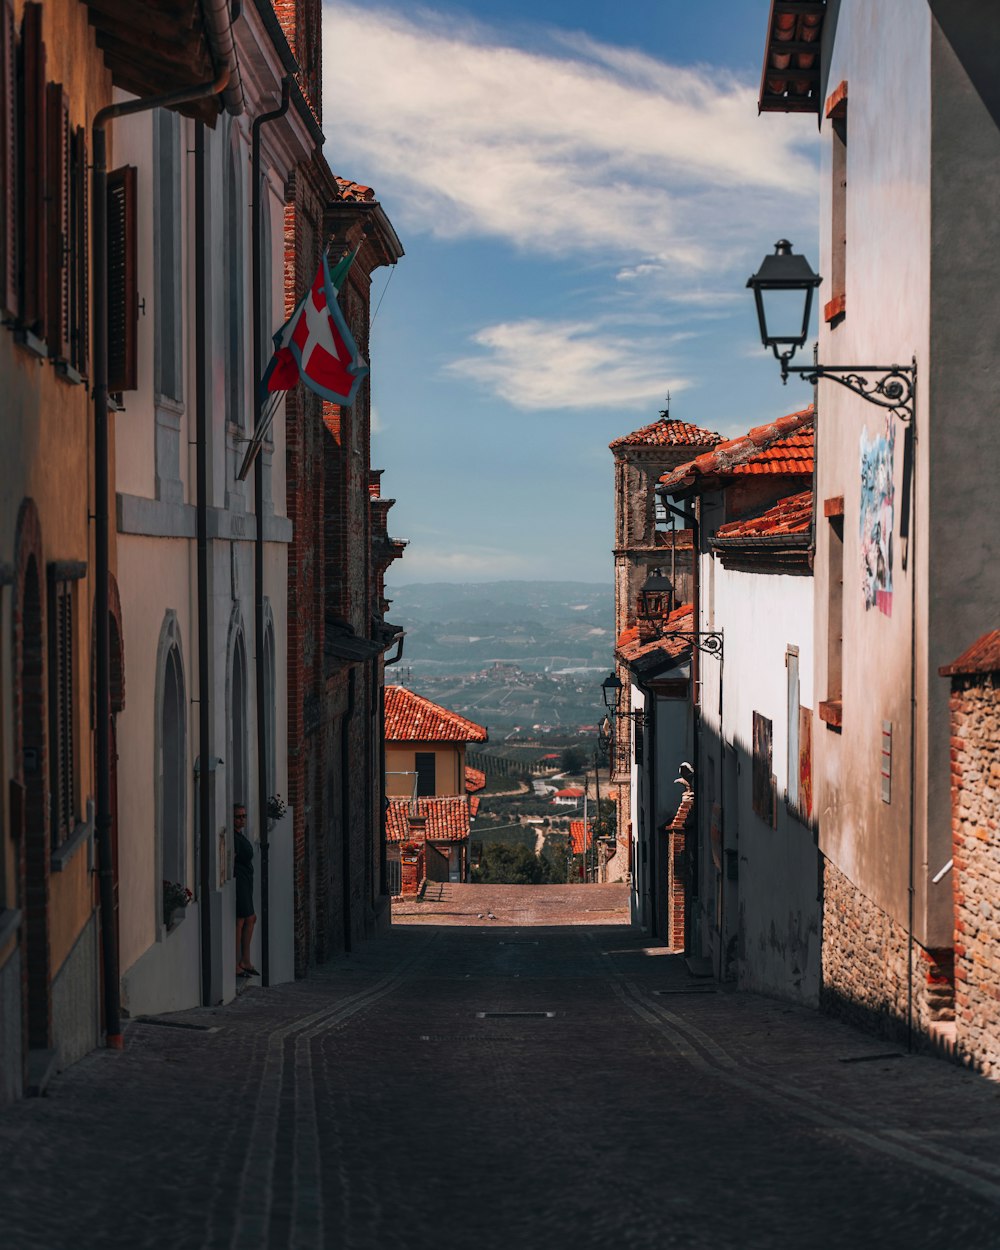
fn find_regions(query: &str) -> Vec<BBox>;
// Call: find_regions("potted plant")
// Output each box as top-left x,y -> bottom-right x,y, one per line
267,793 -> 287,830
163,880 -> 193,930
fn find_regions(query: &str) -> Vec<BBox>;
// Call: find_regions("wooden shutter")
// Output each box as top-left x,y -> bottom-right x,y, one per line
20,1 -> 45,335
47,578 -> 75,843
45,83 -> 70,360
1,0 -> 18,319
70,126 -> 88,374
107,165 -> 137,392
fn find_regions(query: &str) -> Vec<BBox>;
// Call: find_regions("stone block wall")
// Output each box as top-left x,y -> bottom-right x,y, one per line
948,671 -> 1000,1076
821,859 -> 953,1043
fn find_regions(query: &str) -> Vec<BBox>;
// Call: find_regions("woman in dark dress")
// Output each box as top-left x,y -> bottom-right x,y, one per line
233,804 -> 258,977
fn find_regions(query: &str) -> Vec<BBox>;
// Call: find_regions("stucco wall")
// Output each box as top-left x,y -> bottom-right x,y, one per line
385,743 -> 463,797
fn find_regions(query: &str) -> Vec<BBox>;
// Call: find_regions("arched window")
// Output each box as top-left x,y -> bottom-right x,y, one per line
156,615 -> 187,899
224,130 -> 245,428
230,627 -> 248,817
263,611 -> 276,795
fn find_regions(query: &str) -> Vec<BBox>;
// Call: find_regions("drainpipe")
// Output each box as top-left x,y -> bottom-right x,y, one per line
92,68 -> 230,1046
342,667 -> 357,952
689,496 -> 702,954
382,632 -> 404,897
251,78 -> 290,989
906,380 -> 919,1052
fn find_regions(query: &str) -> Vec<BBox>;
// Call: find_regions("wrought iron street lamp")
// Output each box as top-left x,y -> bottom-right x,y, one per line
601,672 -> 623,713
747,240 -> 915,422
638,567 -> 674,621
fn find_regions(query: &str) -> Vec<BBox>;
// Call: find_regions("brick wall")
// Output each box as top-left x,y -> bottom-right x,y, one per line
947,670 -> 1000,1076
821,858 -> 953,1044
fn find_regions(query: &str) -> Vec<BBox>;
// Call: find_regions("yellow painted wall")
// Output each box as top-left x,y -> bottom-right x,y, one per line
385,742 -> 465,797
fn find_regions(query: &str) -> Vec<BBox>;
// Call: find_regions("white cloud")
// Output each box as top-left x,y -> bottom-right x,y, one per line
323,4 -> 818,269
397,542 -> 545,581
445,318 -> 691,410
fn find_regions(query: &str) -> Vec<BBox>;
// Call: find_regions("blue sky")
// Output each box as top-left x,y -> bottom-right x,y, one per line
323,1 -> 820,585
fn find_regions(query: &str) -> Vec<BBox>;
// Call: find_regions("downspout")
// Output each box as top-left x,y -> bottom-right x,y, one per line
251,78 -> 290,990
92,68 -> 230,1045
906,382 -> 919,1052
689,496 -> 701,954
342,667 -> 357,952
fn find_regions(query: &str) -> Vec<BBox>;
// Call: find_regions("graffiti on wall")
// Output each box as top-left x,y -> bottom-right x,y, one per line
859,417 -> 895,616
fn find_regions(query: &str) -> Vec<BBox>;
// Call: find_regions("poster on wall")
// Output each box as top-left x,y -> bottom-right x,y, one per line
752,711 -> 775,826
859,416 -> 895,616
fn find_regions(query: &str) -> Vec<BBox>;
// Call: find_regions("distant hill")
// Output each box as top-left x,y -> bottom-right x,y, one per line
384,581 -> 613,675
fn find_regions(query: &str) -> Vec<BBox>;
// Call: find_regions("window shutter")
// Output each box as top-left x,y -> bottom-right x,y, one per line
47,578 -> 76,843
70,126 -> 88,374
19,1 -> 45,336
1,0 -> 18,319
45,83 -> 70,360
107,165 -> 137,392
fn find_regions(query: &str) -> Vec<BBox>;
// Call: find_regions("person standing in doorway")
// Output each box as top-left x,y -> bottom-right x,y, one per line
233,804 -> 258,977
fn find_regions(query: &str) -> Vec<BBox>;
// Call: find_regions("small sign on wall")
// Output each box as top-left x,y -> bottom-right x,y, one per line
881,720 -> 892,804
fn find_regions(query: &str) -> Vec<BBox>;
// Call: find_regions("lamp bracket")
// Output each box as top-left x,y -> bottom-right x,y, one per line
779,357 -> 916,423
657,629 -> 724,659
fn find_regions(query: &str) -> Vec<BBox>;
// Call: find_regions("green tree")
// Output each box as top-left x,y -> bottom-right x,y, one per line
559,745 -> 587,773
473,843 -> 562,885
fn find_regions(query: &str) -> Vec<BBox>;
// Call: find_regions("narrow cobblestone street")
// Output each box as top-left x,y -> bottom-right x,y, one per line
3,886 -> 1000,1250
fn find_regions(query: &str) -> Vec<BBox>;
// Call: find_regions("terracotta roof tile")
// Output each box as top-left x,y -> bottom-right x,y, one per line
616,603 -> 694,666
713,490 -> 813,541
554,787 -> 585,798
465,767 -> 486,794
569,820 -> 593,854
610,417 -> 721,451
469,795 -> 481,818
336,177 -> 376,202
659,406 -> 814,493
940,630 -> 1000,677
385,686 -> 488,743
386,797 -> 471,843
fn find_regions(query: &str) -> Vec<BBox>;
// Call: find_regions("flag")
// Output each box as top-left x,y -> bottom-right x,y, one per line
261,247 -> 368,406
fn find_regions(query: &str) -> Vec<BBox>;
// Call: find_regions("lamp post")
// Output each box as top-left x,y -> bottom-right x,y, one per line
601,671 -> 622,714
747,239 -> 915,422
638,568 -> 723,658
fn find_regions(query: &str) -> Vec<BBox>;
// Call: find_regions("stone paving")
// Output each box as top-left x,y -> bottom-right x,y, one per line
2,884 -> 1000,1249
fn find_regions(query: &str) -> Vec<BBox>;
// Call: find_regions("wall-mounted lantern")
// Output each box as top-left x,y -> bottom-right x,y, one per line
601,672 -> 623,714
639,568 -> 674,621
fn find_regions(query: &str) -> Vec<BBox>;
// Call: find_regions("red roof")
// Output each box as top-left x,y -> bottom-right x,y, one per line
713,490 -> 813,541
386,797 -> 471,843
616,603 -> 694,666
385,686 -> 488,743
659,407 -> 814,493
610,417 -> 720,451
554,787 -> 584,798
569,820 -> 593,853
940,630 -> 1000,678
465,766 -> 486,793
336,177 -> 376,202
469,795 -> 481,818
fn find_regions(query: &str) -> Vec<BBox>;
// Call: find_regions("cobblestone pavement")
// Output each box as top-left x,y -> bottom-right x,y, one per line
3,886 -> 1000,1250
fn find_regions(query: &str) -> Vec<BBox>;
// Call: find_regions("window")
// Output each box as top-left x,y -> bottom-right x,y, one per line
154,109 -> 182,402
67,126 -> 88,375
821,504 -> 844,730
230,628 -> 248,815
44,82 -> 69,361
107,165 -> 138,392
415,752 -> 436,797
19,2 -> 46,346
157,622 -> 186,890
633,710 -> 645,765
47,575 -> 76,843
224,133 -> 244,428
1,0 -> 18,319
826,81 -> 847,324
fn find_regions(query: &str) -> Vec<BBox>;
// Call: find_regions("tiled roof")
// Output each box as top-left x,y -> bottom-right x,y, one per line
384,686 -> 488,743
554,787 -> 584,798
465,767 -> 486,794
469,795 -> 481,818
659,407 -> 814,494
386,797 -> 471,843
336,177 -> 376,202
616,603 -> 694,666
569,821 -> 593,854
940,631 -> 1000,678
610,417 -> 721,450
713,490 -> 813,542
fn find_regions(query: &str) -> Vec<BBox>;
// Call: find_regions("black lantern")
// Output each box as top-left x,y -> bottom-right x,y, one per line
746,239 -> 821,369
639,567 -> 674,621
601,672 -> 622,713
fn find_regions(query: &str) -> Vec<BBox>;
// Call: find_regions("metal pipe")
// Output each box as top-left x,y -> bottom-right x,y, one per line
342,668 -> 357,953
251,78 -> 290,990
906,380 -> 919,1052
92,68 -> 229,1047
